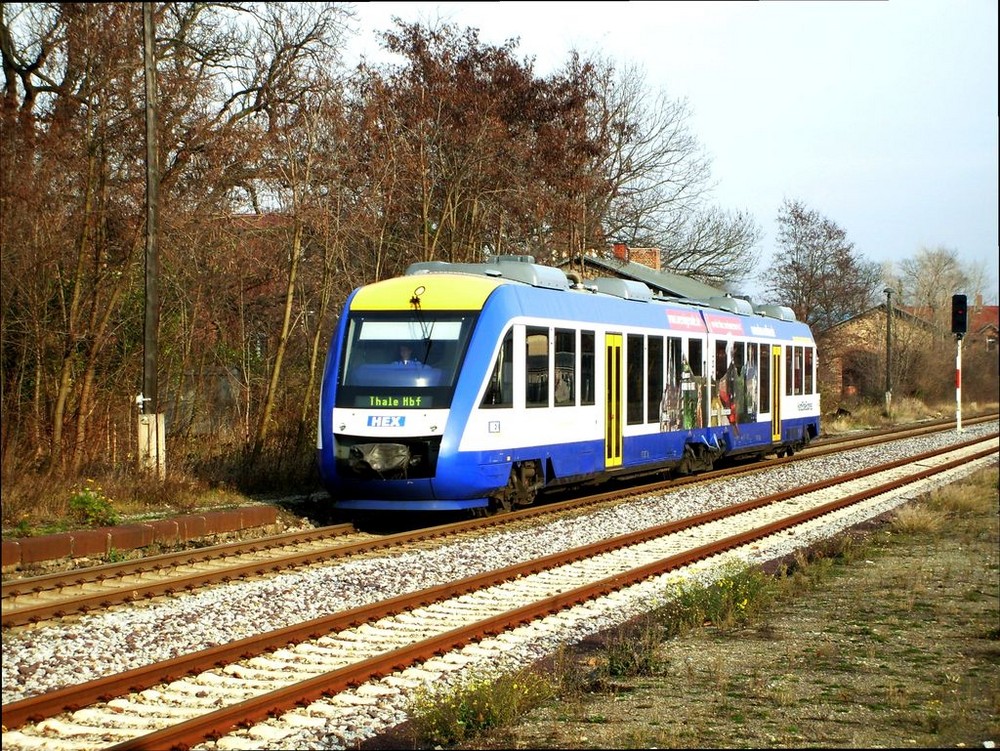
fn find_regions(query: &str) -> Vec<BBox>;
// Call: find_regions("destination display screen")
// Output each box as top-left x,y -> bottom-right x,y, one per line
354,394 -> 433,408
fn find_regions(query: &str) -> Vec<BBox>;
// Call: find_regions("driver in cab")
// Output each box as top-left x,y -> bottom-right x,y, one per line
394,343 -> 421,367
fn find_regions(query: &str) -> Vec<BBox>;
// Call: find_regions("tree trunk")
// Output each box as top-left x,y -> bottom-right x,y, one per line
251,219 -> 303,461
50,154 -> 97,471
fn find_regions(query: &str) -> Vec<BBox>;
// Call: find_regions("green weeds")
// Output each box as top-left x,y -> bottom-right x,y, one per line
407,668 -> 555,746
68,480 -> 120,527
408,563 -> 777,747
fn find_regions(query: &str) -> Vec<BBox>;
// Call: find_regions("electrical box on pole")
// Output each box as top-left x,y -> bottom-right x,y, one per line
951,294 -> 967,336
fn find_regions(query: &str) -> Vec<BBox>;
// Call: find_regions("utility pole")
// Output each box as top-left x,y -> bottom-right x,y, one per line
883,287 -> 893,417
139,2 -> 165,478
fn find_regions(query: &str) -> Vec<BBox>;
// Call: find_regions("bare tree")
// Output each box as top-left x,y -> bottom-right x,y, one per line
661,207 -> 762,291
233,3 -> 349,459
568,54 -> 761,288
578,57 -> 710,241
891,245 -> 984,330
2,3 -> 146,472
1,2 -> 355,478
762,199 -> 882,330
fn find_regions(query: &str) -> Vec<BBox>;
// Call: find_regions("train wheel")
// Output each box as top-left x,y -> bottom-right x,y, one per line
477,490 -> 514,516
487,461 -> 540,513
493,494 -> 516,515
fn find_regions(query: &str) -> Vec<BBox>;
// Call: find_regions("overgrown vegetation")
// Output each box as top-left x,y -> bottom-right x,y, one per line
658,562 -> 776,636
3,469 -> 256,538
406,563 -> 819,746
67,480 -> 120,527
408,669 -> 556,747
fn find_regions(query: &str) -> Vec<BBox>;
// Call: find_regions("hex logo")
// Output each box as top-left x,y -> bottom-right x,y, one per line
367,415 -> 406,428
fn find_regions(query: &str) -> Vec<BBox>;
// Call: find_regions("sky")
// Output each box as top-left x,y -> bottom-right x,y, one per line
342,1 -> 999,303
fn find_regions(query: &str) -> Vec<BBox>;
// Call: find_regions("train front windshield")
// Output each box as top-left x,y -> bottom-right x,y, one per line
337,312 -> 477,408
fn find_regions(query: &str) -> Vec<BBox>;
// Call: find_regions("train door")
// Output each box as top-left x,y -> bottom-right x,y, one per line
604,333 -> 623,467
770,344 -> 782,443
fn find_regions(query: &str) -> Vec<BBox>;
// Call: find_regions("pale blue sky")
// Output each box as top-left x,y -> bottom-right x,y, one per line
344,1 -> 999,302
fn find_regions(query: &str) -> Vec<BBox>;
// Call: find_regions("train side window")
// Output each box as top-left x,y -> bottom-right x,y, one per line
746,343 -> 759,418
668,337 -> 683,383
526,326 -> 549,408
555,328 -> 575,406
794,346 -> 804,395
785,346 -> 794,396
759,346 -> 771,413
804,347 -> 814,394
647,336 -> 663,423
626,333 -> 644,425
659,336 -> 685,430
731,341 -> 746,422
580,330 -> 595,405
714,340 -> 728,381
481,329 -> 514,408
688,339 -> 703,377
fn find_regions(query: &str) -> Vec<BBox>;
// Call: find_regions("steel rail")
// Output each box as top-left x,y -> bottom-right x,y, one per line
1,524 -> 357,598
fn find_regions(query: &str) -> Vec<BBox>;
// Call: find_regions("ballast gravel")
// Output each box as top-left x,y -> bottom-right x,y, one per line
2,422 -> 996,751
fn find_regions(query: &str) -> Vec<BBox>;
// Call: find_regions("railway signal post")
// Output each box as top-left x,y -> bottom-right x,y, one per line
951,294 -> 967,433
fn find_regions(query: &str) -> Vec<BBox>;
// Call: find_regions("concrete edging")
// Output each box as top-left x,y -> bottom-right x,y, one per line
2,505 -> 277,571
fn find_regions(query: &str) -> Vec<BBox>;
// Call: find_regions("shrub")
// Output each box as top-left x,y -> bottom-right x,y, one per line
658,563 -> 776,635
408,667 -> 554,746
68,480 -> 120,527
601,613 -> 670,678
891,505 -> 945,535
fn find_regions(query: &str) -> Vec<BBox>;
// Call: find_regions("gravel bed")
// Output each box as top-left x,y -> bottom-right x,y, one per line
2,422 -> 997,746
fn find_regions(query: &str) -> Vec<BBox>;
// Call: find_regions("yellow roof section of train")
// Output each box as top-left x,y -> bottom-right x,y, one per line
350,273 -> 506,311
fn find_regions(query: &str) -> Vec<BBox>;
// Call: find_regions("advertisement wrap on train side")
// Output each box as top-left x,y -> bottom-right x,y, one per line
316,256 -> 820,515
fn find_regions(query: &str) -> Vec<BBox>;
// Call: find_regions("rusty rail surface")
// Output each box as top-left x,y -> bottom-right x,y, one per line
2,524 -> 357,597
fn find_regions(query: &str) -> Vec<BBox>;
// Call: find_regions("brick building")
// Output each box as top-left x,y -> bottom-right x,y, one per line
818,297 -> 998,404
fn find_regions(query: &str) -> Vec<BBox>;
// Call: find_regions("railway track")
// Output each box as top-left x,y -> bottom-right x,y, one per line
3,414 -> 996,629
1,525 -> 377,628
2,431 -> 995,751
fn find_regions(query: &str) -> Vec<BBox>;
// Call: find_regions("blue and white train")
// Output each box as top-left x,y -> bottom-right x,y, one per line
316,256 -> 820,514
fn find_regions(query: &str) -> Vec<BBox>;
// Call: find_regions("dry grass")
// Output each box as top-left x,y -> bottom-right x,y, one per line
2,468 -> 257,537
891,504 -> 946,534
926,468 -> 998,516
1,421 -> 317,535
824,398 -> 999,436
